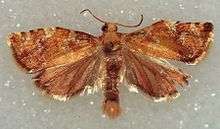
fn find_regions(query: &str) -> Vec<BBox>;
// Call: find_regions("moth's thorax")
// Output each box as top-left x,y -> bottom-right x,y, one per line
101,23 -> 120,43
103,41 -> 122,54
100,23 -> 122,54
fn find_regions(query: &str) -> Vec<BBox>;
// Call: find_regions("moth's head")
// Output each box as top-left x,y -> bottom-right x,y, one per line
101,23 -> 118,32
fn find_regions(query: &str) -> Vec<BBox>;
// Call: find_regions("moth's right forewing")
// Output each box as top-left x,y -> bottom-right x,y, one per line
124,20 -> 214,64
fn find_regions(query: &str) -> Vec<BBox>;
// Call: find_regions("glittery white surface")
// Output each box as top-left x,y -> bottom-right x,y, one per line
0,0 -> 219,129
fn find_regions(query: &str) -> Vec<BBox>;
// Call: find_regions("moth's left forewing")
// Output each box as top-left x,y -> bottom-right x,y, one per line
7,27 -> 103,100
7,27 -> 100,73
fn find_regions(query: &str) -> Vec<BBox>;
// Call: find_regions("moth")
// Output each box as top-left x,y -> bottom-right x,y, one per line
7,9 -> 214,119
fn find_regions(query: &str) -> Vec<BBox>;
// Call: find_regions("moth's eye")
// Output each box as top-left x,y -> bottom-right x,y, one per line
101,24 -> 108,32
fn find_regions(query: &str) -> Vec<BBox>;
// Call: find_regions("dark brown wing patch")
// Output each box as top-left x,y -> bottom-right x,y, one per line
124,20 -> 214,64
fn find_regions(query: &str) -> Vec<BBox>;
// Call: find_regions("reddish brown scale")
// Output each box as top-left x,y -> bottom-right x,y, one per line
103,55 -> 122,118
7,9 -> 214,119
102,26 -> 123,118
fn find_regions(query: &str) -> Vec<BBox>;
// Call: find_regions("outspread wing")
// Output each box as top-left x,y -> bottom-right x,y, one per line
124,20 -> 214,64
34,52 -> 101,100
123,48 -> 189,101
8,27 -> 101,100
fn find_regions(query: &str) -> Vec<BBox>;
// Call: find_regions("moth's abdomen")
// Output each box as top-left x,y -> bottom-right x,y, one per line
102,48 -> 123,118
105,58 -> 121,102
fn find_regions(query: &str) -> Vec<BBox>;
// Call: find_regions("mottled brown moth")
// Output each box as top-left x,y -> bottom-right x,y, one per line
7,9 -> 214,119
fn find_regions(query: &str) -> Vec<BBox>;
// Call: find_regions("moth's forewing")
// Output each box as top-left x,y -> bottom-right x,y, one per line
125,20 -> 214,65
7,27 -> 101,100
7,27 -> 99,72
123,20 -> 214,101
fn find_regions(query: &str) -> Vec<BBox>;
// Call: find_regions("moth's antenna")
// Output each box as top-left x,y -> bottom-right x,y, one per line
80,9 -> 106,24
80,9 -> 143,28
116,14 -> 143,28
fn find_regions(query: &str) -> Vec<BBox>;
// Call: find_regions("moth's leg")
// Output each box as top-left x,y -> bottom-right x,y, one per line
102,53 -> 123,119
